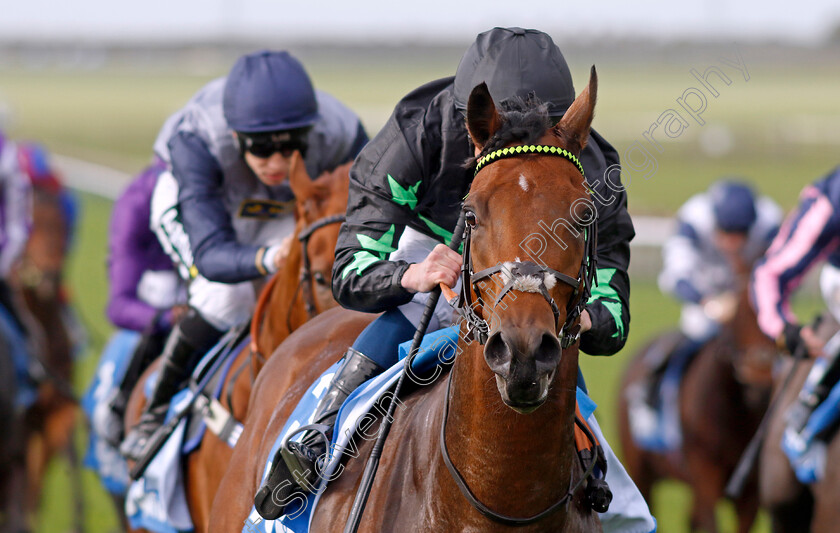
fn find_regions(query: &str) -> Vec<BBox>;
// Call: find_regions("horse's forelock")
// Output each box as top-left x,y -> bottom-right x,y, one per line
465,96 -> 552,168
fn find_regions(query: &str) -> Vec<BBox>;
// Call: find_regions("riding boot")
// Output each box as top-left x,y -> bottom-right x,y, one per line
119,310 -> 222,461
785,348 -> 840,444
254,348 -> 384,519
98,331 -> 168,447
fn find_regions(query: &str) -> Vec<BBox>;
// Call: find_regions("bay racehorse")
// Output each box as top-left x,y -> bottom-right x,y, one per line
617,256 -> 775,533
13,182 -> 82,531
124,153 -> 350,533
211,70 -> 604,532
758,313 -> 840,533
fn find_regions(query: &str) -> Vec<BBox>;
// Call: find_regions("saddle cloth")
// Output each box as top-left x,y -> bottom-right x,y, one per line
125,332 -> 248,533
627,341 -> 696,453
82,329 -> 140,496
782,372 -> 840,484
0,304 -> 37,409
243,326 -> 596,533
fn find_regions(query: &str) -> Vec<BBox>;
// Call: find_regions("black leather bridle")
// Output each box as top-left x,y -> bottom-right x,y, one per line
441,144 -> 601,526
286,213 -> 345,331
455,144 -> 598,349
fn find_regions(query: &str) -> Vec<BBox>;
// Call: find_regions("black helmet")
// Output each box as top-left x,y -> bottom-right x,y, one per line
223,50 -> 319,133
454,27 -> 576,116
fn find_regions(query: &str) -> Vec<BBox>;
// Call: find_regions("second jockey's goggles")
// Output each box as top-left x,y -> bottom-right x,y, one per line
237,127 -> 310,159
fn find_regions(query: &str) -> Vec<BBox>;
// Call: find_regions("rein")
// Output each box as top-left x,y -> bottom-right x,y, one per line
439,362 -> 596,526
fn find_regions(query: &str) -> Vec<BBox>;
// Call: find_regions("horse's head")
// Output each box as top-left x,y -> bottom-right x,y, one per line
462,68 -> 597,413
287,152 -> 350,314
15,187 -> 68,301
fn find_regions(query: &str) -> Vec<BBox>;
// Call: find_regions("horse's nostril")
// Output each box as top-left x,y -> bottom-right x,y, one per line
484,332 -> 511,376
535,333 -> 562,366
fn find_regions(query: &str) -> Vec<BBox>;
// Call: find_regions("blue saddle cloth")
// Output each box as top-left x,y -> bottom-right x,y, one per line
82,329 -> 140,495
628,341 -> 699,453
782,367 -> 840,484
0,304 -> 37,409
122,330 -> 247,533
242,326 -> 596,533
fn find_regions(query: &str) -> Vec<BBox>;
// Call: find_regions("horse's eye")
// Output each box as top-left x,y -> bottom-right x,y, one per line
465,210 -> 478,227
313,272 -> 328,286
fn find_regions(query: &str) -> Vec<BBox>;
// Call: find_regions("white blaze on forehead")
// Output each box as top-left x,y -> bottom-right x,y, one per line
518,174 -> 529,192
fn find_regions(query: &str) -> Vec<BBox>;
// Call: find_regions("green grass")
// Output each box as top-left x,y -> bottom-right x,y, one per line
2,55 -> 836,532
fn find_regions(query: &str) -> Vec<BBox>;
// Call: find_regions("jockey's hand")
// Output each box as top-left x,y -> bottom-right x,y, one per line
800,325 -> 825,359
401,244 -> 461,293
702,292 -> 738,323
272,235 -> 294,271
169,304 -> 190,325
579,310 -> 592,333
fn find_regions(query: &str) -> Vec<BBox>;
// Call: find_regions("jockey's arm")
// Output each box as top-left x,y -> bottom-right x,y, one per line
752,180 -> 840,355
168,132 -> 280,283
107,170 -> 171,333
581,173 -> 632,356
331,119 -> 421,312
0,139 -> 32,277
658,221 -> 706,305
578,133 -> 633,357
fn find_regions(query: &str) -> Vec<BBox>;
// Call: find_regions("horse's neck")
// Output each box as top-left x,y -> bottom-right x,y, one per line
438,342 -> 580,520
21,289 -> 72,378
256,237 -> 306,364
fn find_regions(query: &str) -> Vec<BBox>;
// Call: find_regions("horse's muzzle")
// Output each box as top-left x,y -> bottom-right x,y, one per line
484,328 -> 562,413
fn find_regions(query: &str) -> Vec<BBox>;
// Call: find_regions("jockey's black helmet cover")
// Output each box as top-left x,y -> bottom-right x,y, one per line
454,27 -> 576,117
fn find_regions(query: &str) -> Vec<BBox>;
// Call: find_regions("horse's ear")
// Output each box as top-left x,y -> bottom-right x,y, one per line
466,82 -> 502,151
554,66 -> 598,155
288,151 -> 312,199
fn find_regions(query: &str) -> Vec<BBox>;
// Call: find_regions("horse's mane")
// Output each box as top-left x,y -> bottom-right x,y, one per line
466,96 -> 552,167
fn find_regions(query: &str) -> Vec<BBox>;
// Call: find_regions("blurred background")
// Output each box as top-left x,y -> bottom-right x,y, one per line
1,1 -> 839,531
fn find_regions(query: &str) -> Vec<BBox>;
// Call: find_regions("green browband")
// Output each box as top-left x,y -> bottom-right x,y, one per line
474,144 -> 584,177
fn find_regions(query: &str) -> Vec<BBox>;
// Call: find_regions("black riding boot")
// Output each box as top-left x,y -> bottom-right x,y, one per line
100,331 -> 168,447
254,348 -> 384,519
119,310 -> 222,461
786,348 -> 840,439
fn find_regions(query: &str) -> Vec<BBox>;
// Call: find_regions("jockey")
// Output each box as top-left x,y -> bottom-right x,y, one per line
631,180 -> 781,415
16,142 -> 78,251
753,166 -> 840,451
119,50 -> 368,460
260,27 -> 655,532
92,158 -> 188,447
0,131 -> 32,326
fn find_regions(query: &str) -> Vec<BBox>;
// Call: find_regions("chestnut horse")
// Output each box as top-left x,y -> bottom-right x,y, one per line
125,153 -> 349,533
758,314 -> 840,533
211,71 -> 603,532
618,259 -> 775,533
7,184 -> 80,531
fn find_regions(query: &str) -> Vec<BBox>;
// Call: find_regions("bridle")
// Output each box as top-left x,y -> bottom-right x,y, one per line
250,213 -> 345,358
442,143 -> 601,526
286,213 -> 346,330
456,144 -> 598,349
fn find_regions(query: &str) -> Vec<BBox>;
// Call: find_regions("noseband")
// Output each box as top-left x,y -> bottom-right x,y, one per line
456,144 -> 598,349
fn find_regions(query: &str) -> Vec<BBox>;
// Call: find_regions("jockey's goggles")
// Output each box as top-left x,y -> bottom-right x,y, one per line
237,128 -> 310,159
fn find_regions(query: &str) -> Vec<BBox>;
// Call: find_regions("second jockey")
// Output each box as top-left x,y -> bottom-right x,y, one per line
629,180 -> 781,423
119,50 -> 368,461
